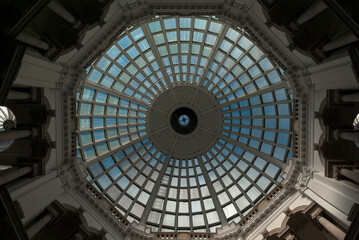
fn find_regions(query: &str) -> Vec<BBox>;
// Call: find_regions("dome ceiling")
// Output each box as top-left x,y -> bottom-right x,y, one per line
76,15 -> 293,233
0,106 -> 16,151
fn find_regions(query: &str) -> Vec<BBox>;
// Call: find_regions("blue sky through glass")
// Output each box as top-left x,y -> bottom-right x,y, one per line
179,114 -> 190,126
77,15 -> 294,233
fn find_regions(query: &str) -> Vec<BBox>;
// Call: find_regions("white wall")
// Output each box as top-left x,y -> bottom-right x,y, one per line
306,89 -> 327,175
14,51 -> 63,89
305,173 -> 359,226
8,171 -> 65,225
308,55 -> 359,90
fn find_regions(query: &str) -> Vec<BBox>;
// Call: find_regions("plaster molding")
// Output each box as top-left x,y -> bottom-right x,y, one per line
57,164 -> 74,191
296,166 -> 315,190
287,69 -> 310,169
293,69 -> 313,95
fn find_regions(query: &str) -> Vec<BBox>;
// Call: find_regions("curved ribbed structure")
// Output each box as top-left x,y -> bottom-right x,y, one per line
76,16 -> 294,233
0,106 -> 16,152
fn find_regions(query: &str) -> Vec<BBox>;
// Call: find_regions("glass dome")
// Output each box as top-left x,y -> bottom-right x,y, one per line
0,106 -> 16,152
354,113 -> 359,130
76,16 -> 293,233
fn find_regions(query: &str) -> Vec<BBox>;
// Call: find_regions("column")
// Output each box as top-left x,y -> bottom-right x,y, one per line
323,33 -> 358,52
26,213 -> 53,239
297,1 -> 327,25
340,168 -> 359,185
339,132 -> 359,143
317,216 -> 346,240
16,32 -> 49,50
340,93 -> 359,102
47,0 -> 76,24
0,130 -> 32,142
7,90 -> 32,100
0,166 -> 33,185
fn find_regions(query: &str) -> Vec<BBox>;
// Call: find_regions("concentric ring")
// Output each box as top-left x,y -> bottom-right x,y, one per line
171,107 -> 197,134
147,85 -> 221,158
77,15 -> 294,233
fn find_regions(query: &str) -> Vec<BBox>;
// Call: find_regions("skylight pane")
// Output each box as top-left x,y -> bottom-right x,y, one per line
209,21 -> 222,33
118,36 -> 132,49
194,18 -> 207,30
226,28 -> 240,41
131,27 -> 145,40
148,21 -> 162,33
106,46 -> 120,59
179,18 -> 191,28
164,18 -> 176,29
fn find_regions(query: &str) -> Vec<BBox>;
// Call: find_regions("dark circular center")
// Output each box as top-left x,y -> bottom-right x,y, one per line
3,120 -> 15,130
171,107 -> 197,134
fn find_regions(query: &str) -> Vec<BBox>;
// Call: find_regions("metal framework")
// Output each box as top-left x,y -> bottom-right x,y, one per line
75,15 -> 294,233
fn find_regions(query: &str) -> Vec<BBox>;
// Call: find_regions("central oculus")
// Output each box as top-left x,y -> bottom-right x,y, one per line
146,85 -> 221,158
171,107 -> 198,134
179,114 -> 189,126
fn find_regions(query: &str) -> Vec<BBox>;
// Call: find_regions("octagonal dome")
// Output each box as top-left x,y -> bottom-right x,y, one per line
76,15 -> 294,233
